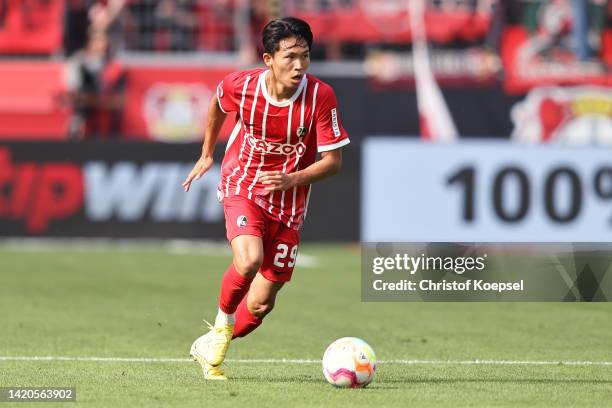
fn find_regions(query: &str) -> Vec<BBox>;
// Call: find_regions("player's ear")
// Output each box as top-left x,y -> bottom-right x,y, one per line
263,53 -> 273,67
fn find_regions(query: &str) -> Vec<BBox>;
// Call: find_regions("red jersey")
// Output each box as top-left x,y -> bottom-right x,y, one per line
216,68 -> 350,230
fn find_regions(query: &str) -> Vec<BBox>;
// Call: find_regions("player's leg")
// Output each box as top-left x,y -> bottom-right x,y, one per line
190,196 -> 265,378
192,270 -> 281,380
233,273 -> 284,338
233,221 -> 299,338
217,234 -> 263,323
203,234 -> 264,367
206,191 -> 268,363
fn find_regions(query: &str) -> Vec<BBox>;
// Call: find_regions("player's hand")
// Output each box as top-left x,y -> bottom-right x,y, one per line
259,171 -> 295,192
182,156 -> 213,192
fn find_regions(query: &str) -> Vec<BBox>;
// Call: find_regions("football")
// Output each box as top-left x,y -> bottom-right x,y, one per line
322,337 -> 377,388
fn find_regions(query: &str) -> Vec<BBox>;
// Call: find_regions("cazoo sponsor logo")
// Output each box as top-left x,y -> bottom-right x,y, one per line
247,134 -> 307,157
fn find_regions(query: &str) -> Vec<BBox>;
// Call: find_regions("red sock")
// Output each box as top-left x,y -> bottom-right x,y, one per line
232,295 -> 263,339
218,264 -> 254,314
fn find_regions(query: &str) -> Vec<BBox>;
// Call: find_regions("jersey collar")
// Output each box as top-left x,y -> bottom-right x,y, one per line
259,69 -> 307,107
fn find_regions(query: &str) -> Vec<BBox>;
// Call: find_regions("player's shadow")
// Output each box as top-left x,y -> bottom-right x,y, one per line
358,385 -> 401,390
231,375 -> 402,389
230,374 -> 322,383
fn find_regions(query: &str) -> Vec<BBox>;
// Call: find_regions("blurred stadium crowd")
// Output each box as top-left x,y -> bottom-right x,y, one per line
0,0 -> 610,140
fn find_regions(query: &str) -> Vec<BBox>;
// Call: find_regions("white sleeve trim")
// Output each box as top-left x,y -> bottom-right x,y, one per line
217,93 -> 229,114
318,138 -> 350,152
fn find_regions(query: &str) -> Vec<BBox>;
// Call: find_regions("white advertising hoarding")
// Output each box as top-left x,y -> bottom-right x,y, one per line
362,138 -> 612,241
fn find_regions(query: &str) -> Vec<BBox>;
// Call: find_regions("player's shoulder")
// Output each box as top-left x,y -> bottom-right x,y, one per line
306,74 -> 337,99
226,67 -> 266,83
306,74 -> 334,92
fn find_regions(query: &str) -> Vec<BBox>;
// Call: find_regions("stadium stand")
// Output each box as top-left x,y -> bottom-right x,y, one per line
0,0 -> 610,140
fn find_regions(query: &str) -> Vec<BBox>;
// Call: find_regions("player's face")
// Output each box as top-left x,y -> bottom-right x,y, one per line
265,37 -> 310,89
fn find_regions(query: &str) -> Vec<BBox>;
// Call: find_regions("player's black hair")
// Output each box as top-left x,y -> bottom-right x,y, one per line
262,17 -> 313,55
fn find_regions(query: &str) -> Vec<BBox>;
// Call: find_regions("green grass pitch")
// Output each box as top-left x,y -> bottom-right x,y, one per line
1,243 -> 611,407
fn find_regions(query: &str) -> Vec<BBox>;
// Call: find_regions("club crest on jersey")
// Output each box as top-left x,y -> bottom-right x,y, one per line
247,134 -> 306,157
237,215 -> 248,227
297,126 -> 306,138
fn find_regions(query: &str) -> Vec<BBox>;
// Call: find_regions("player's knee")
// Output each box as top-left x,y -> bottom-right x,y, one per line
247,300 -> 274,318
233,255 -> 262,277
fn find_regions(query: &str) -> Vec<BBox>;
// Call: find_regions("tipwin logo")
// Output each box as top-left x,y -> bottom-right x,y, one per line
247,135 -> 307,157
0,147 -> 224,234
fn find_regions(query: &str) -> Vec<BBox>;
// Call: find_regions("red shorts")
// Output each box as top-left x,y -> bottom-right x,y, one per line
223,195 -> 300,282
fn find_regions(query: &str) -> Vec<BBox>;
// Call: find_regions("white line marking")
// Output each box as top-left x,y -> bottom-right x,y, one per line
295,253 -> 319,268
1,357 -> 611,366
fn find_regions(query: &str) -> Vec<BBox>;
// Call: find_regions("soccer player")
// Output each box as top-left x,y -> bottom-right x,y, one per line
182,17 -> 349,380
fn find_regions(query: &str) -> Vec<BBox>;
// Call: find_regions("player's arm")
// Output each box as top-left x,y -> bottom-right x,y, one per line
182,94 -> 227,192
261,82 -> 348,191
259,148 -> 342,192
